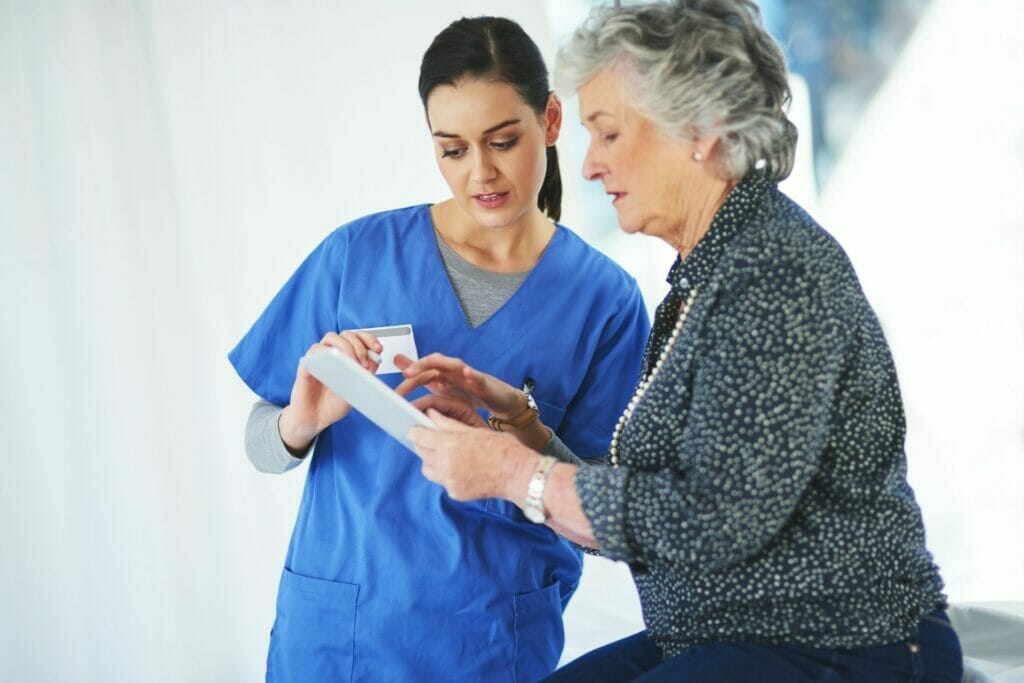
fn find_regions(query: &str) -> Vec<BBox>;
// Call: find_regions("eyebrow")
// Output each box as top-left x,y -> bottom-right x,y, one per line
584,111 -> 613,123
432,118 -> 521,139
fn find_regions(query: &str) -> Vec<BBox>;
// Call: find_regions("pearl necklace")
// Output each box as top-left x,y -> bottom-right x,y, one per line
610,288 -> 699,467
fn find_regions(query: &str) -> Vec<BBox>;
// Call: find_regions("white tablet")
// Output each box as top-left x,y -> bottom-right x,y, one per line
301,348 -> 438,451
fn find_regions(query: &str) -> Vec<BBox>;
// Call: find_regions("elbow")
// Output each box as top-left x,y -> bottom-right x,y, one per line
245,446 -> 286,474
243,431 -> 291,474
248,454 -> 286,474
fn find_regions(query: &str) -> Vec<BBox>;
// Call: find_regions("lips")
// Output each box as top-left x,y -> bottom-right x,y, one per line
608,191 -> 627,205
473,191 -> 510,209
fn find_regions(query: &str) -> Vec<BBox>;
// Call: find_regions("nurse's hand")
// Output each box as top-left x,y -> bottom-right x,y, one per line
279,331 -> 384,452
407,410 -> 538,503
394,353 -> 523,417
397,353 -> 553,452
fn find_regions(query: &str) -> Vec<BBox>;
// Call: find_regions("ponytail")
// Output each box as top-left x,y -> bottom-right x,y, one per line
538,145 -> 563,222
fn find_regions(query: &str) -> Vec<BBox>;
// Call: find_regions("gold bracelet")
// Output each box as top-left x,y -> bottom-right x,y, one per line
487,404 -> 540,432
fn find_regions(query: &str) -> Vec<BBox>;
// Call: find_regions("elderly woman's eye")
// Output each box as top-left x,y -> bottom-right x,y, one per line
603,133 -> 619,144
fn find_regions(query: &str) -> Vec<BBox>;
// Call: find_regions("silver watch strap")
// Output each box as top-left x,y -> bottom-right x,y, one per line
523,455 -> 558,523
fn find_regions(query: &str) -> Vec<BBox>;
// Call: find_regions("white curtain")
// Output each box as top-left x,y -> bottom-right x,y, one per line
819,0 -> 1024,602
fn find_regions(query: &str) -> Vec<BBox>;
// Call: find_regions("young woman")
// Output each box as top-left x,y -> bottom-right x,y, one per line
228,17 -> 650,682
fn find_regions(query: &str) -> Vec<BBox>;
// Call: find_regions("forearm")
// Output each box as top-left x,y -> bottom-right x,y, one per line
245,401 -> 314,473
541,430 -> 606,466
510,419 -> 553,452
501,447 -> 598,548
542,465 -> 598,547
277,404 -> 320,453
497,390 -> 605,466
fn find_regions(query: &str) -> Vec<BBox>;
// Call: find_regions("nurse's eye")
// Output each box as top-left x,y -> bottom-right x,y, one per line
441,147 -> 467,159
490,136 -> 519,151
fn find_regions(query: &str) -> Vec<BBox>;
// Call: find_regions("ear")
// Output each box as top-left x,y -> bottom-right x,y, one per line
691,134 -> 720,163
542,92 -> 563,146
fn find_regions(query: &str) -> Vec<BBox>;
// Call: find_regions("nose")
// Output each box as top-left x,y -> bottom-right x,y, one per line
582,144 -> 606,182
471,148 -> 498,184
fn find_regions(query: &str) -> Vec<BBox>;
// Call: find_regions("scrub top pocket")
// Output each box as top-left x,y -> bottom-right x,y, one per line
533,397 -> 567,434
267,569 -> 359,683
513,581 -> 565,683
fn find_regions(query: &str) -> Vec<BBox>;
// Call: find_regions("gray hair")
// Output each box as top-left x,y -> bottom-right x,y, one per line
556,0 -> 797,180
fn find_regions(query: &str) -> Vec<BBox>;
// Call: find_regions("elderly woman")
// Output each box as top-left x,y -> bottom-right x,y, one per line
404,1 -> 963,680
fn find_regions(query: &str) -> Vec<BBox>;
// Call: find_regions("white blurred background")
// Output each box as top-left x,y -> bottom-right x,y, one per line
1,1 -> 1021,680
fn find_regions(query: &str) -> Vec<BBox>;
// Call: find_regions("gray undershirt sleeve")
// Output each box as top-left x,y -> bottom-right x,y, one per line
244,400 -> 315,473
541,430 -> 607,467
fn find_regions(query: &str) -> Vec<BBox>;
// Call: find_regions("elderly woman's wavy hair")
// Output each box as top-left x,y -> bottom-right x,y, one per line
556,0 -> 797,181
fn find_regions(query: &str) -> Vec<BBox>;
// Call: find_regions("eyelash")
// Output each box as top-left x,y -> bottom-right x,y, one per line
441,136 -> 520,159
602,133 -> 619,144
491,137 -> 519,151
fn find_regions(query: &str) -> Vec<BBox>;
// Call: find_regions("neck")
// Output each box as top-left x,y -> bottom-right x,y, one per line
665,175 -> 737,259
430,199 -> 554,272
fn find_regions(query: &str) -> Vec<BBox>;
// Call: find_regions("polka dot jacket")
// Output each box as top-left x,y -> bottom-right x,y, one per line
575,171 -> 947,657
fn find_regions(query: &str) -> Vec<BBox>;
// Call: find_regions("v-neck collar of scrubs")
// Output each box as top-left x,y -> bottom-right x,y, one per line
423,204 -> 566,333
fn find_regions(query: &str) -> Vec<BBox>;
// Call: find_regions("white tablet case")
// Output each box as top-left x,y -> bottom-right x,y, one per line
301,349 -> 437,451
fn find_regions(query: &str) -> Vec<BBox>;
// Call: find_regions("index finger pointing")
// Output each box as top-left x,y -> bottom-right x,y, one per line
395,370 -> 439,397
401,353 -> 464,377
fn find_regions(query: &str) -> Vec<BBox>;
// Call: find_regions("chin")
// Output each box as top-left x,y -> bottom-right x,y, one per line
469,205 -> 526,230
615,215 -> 645,235
471,212 -> 514,230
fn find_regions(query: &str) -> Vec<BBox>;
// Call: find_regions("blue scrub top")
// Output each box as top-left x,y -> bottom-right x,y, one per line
229,206 -> 650,682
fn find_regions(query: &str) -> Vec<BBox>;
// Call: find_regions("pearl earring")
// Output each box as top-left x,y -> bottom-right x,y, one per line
692,150 -> 704,162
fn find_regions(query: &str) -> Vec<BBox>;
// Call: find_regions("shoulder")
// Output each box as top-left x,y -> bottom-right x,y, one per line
554,225 -> 643,304
723,188 -> 861,298
327,204 -> 431,249
704,188 -> 871,340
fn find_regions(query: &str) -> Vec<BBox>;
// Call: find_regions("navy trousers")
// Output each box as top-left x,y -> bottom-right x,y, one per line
545,609 -> 963,682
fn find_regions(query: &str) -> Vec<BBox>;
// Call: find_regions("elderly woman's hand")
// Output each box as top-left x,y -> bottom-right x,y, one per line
410,394 -> 487,429
407,410 -> 538,502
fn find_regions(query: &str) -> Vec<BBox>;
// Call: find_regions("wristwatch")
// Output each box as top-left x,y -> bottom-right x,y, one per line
523,455 -> 558,524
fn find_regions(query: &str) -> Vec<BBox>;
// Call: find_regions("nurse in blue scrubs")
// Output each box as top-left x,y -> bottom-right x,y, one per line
229,16 -> 650,682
